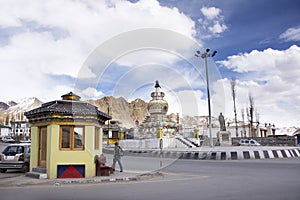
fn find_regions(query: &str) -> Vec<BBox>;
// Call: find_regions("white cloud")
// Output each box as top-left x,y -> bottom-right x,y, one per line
216,45 -> 300,127
200,6 -> 221,20
218,45 -> 300,87
0,0 -> 196,101
80,87 -> 104,99
198,6 -> 227,37
165,90 -> 208,117
280,26 -> 300,41
217,48 -> 280,73
208,21 -> 227,34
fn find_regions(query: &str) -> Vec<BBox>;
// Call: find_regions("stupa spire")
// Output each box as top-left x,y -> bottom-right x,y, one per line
155,80 -> 161,88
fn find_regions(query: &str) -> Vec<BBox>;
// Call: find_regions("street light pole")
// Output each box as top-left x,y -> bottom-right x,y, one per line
195,49 -> 217,147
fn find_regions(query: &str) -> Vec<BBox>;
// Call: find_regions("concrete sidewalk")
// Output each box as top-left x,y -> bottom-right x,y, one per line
0,170 -> 159,187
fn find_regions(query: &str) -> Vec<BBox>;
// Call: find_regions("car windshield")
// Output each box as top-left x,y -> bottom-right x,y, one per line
2,146 -> 24,156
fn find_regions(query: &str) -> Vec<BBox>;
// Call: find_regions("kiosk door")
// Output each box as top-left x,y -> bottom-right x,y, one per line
39,127 -> 47,167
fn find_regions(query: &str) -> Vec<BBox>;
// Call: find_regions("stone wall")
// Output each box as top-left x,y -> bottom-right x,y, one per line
232,136 -> 296,146
119,138 -> 187,149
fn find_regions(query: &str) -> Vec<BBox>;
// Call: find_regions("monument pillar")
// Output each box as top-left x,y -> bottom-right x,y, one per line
157,128 -> 162,139
218,112 -> 232,146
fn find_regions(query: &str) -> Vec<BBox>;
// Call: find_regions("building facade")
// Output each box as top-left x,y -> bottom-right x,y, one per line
0,124 -> 11,139
10,121 -> 30,141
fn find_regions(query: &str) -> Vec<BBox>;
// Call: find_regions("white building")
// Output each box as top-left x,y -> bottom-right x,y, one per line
10,120 -> 30,139
0,124 -> 11,138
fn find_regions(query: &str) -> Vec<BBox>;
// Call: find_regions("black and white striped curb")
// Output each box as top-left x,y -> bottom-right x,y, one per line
104,147 -> 300,160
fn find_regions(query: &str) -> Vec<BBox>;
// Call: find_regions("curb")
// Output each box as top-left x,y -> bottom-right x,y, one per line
55,172 -> 164,185
104,147 -> 300,161
0,173 -> 140,187
54,176 -> 138,185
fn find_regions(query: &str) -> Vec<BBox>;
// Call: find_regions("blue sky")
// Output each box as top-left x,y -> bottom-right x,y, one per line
0,0 -> 299,127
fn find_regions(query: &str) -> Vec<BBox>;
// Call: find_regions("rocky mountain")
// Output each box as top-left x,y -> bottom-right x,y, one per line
0,96 -> 150,128
128,98 -> 149,123
87,96 -> 149,128
0,102 -> 9,111
0,97 -> 43,125
1,96 -> 298,135
7,101 -> 17,107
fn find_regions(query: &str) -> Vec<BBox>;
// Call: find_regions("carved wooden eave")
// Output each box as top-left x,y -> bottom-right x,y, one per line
25,93 -> 111,126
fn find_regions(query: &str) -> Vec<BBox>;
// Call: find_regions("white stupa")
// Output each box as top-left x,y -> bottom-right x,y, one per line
139,80 -> 177,138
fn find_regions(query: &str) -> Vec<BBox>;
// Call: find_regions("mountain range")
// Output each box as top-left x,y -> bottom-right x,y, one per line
0,96 -> 151,128
0,96 -> 299,136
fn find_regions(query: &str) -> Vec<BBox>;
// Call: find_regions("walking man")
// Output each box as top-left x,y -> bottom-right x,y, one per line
112,142 -> 124,172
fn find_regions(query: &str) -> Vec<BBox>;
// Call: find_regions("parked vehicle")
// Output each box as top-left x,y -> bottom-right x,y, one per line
239,139 -> 261,146
20,138 -> 31,143
1,136 -> 15,143
0,143 -> 31,173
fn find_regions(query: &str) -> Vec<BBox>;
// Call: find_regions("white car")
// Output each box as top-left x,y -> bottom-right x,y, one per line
239,139 -> 261,146
0,143 -> 31,173
20,138 -> 31,143
1,136 -> 15,143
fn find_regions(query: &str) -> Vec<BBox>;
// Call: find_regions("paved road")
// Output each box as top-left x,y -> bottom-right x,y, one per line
1,157 -> 299,200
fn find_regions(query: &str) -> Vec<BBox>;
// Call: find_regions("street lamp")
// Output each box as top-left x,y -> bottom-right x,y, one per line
195,49 -> 217,147
105,99 -> 110,145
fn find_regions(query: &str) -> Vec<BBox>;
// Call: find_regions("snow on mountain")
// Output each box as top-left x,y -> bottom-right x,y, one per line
0,96 -> 298,135
0,97 -> 43,124
7,101 -> 17,107
6,97 -> 43,114
0,102 -> 9,111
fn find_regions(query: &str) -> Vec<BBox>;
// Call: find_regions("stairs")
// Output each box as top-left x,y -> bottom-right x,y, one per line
25,167 -> 47,179
175,136 -> 193,148
184,137 -> 201,147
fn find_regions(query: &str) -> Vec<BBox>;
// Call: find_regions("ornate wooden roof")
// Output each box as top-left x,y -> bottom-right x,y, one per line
24,92 -> 111,125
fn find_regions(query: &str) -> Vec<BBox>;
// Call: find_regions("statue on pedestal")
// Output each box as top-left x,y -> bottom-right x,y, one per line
218,112 -> 226,131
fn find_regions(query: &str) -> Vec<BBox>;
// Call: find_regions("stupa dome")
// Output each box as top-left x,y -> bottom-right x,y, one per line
148,80 -> 168,115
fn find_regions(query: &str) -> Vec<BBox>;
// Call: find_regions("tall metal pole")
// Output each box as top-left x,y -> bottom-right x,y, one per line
106,99 -> 110,145
195,49 -> 217,147
204,56 -> 213,147
231,79 -> 238,137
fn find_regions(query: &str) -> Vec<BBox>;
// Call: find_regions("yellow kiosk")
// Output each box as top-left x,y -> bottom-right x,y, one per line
25,92 -> 111,179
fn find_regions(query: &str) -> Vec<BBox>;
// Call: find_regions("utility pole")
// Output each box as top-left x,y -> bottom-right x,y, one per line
248,94 -> 254,138
231,79 -> 238,137
241,108 -> 246,137
195,49 -> 217,147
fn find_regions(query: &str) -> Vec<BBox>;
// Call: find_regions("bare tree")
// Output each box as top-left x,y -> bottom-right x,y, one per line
248,94 -> 255,138
241,108 -> 246,137
5,113 -> 9,125
20,111 -> 24,121
231,79 -> 238,137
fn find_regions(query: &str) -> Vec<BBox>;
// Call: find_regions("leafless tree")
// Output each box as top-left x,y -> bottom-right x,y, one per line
247,94 -> 255,138
231,79 -> 238,137
5,113 -> 9,125
241,108 -> 246,137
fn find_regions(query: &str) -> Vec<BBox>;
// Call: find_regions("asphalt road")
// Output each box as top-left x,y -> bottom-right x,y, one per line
0,155 -> 299,200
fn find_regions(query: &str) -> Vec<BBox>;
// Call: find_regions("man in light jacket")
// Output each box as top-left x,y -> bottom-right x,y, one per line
112,142 -> 124,172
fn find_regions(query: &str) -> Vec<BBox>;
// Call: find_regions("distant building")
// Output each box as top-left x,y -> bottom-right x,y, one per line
102,120 -> 125,144
292,129 -> 300,146
10,120 -> 30,140
0,124 -> 11,138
